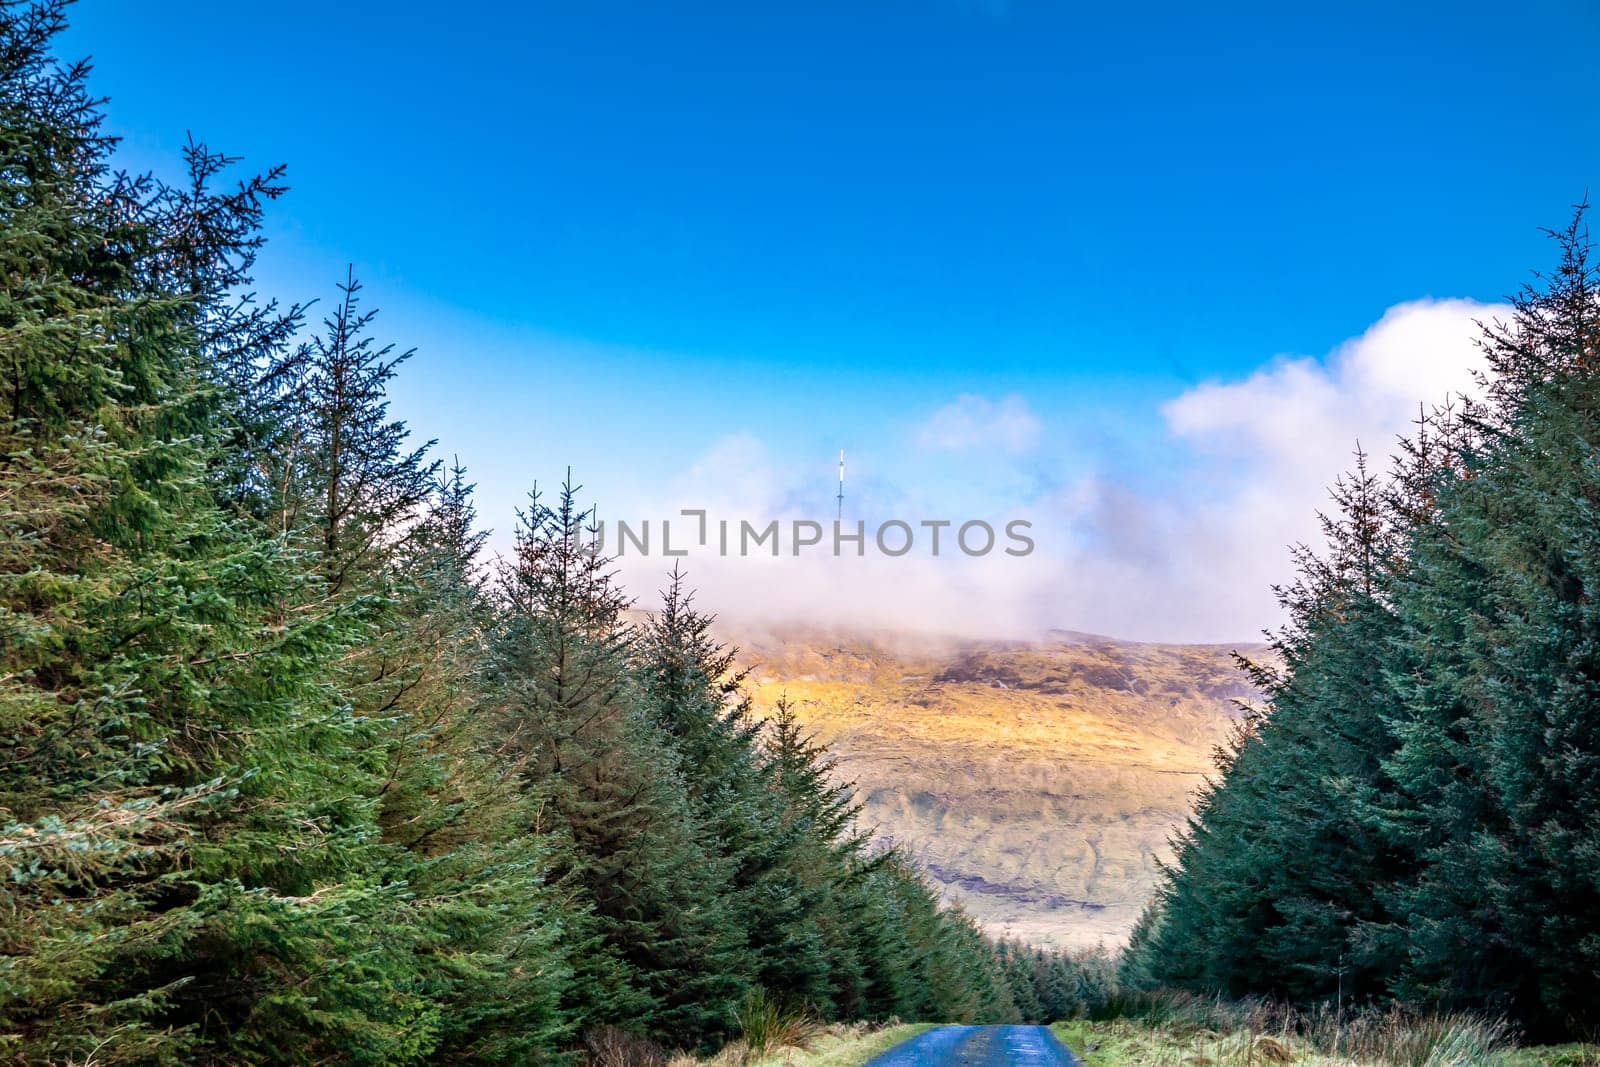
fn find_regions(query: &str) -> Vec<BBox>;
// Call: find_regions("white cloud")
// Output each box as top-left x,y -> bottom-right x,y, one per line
1055,297 -> 1505,640
614,299 -> 1508,643
915,393 -> 1042,455
1164,299 -> 1492,474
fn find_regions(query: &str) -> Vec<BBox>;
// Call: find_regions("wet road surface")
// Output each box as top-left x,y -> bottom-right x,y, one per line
862,1025 -> 1082,1067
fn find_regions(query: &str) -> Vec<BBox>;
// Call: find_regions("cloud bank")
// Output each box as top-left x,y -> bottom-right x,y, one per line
614,298 -> 1506,643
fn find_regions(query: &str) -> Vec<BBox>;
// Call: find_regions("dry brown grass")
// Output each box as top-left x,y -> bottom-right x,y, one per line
585,1025 -> 671,1067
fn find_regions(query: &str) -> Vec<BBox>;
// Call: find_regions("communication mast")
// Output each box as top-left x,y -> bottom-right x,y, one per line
836,449 -> 845,521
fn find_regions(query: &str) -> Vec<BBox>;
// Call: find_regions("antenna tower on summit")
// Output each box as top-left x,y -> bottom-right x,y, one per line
836,449 -> 845,521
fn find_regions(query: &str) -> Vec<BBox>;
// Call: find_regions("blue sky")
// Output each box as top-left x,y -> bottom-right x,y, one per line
61,2 -> 1600,638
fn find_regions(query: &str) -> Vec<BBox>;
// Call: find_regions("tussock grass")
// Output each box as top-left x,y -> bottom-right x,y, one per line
1059,989 -> 1564,1066
1315,1008 -> 1514,1065
733,989 -> 825,1059
1057,1018 -> 1341,1066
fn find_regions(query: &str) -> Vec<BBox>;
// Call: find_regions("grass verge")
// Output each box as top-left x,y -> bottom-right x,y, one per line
1055,1018 -> 1600,1066
677,1022 -> 932,1067
1055,1019 -> 1334,1066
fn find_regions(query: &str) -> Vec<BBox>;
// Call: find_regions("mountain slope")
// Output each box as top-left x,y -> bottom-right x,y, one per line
729,626 -> 1262,949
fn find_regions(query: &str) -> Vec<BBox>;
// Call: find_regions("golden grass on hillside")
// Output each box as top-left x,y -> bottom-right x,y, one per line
723,624 -> 1261,948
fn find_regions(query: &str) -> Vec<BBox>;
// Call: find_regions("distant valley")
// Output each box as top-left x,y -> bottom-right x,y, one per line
727,625 -> 1265,949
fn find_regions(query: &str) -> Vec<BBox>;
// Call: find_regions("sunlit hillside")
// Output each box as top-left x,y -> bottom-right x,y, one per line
727,626 -> 1265,949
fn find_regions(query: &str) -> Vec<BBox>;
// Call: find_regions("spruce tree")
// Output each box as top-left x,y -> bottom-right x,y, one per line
0,7 -> 420,1059
491,481 -> 745,1046
1376,211 -> 1600,1035
760,697 -> 870,1011
1125,207 -> 1600,1041
1123,452 -> 1410,1003
638,568 -> 833,1019
377,464 -> 574,1063
272,270 -> 437,589
262,262 -> 573,1059
0,6 -> 1108,1051
142,134 -> 306,516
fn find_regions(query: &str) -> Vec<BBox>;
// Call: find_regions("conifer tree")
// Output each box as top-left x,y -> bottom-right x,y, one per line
1001,942 -> 1044,1023
1126,208 -> 1600,1040
143,134 -> 306,515
492,481 -> 745,1045
273,270 -> 437,589
263,262 -> 573,1058
1374,211 -> 1600,1035
637,569 -> 841,1018
378,464 -> 574,1062
1123,451 -> 1410,1002
0,6 -> 1102,1053
760,697 -> 871,1010
0,7 -> 421,1059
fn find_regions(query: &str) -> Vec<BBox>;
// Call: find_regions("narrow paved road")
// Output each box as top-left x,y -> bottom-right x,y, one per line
863,1026 -> 1082,1067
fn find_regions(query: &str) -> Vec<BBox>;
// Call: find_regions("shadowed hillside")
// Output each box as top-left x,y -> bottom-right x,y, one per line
727,626 -> 1264,949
